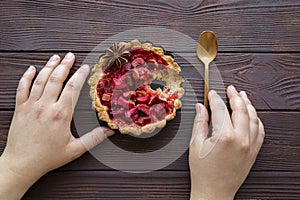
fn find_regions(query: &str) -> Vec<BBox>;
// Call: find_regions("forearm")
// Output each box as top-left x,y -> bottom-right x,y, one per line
0,157 -> 38,200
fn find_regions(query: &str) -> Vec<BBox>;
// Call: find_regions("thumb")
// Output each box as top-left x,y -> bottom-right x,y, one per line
72,127 -> 114,157
190,103 -> 209,147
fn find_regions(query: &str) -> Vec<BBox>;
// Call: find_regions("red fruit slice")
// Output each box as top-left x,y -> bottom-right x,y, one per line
111,108 -> 124,116
131,113 -> 138,122
164,103 -> 174,114
129,107 -> 138,117
128,101 -> 135,109
134,67 -> 152,82
97,81 -> 105,89
167,92 -> 178,100
137,117 -> 151,126
118,96 -> 130,108
151,103 -> 166,120
135,90 -> 147,97
148,94 -> 165,105
102,93 -> 111,101
122,62 -> 132,71
114,79 -> 127,89
146,88 -> 156,95
132,69 -> 139,80
123,91 -> 133,98
136,95 -> 150,104
136,104 -> 150,116
132,58 -> 145,67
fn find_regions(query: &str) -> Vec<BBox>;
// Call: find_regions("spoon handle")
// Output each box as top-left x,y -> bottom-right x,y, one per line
204,62 -> 209,108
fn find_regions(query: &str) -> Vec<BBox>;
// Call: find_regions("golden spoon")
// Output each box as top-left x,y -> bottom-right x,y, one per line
197,31 -> 218,108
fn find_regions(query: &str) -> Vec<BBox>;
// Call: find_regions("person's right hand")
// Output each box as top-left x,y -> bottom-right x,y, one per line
189,86 -> 265,200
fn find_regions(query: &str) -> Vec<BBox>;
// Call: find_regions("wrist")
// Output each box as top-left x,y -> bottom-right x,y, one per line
190,181 -> 235,200
0,156 -> 40,199
190,192 -> 234,200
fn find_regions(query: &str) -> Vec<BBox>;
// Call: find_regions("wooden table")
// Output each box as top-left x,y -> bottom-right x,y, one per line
1,0 -> 299,199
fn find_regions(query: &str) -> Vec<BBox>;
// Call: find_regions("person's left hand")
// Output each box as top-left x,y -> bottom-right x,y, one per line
0,53 -> 114,199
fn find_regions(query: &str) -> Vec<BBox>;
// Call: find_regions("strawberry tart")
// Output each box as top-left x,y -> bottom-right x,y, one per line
89,40 -> 184,136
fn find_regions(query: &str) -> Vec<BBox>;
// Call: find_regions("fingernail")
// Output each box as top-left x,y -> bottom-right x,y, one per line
195,103 -> 201,113
104,129 -> 114,137
208,90 -> 216,100
240,91 -> 248,98
209,90 -> 216,94
27,65 -> 35,72
50,54 -> 59,62
65,52 -> 74,60
81,64 -> 90,70
229,85 -> 237,93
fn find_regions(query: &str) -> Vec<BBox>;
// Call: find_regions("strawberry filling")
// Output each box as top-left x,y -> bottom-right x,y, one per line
96,48 -> 178,127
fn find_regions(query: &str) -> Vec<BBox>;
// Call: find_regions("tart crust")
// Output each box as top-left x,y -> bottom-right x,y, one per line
89,40 -> 184,136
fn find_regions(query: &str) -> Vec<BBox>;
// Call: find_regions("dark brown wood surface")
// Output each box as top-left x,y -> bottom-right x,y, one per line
0,0 -> 299,199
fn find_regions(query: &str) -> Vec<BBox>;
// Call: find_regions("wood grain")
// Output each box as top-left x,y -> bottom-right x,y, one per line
0,0 -> 299,52
1,1 -> 300,198
22,171 -> 300,199
0,52 -> 299,110
1,111 -> 299,172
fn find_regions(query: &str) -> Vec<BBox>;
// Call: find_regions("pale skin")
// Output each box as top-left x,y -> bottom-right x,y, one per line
0,53 -> 265,200
0,53 -> 114,199
189,87 -> 265,200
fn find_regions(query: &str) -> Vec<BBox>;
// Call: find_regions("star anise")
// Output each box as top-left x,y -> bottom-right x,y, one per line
102,43 -> 129,68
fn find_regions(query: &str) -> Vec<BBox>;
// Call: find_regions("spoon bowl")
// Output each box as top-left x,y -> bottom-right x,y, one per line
197,31 -> 218,108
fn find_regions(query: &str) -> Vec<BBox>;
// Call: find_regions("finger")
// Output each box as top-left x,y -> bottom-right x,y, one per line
29,55 -> 61,101
240,91 -> 259,144
209,90 -> 232,135
42,52 -> 75,102
190,103 -> 209,147
257,119 -> 265,148
16,66 -> 36,105
71,127 -> 114,157
227,85 -> 249,135
58,64 -> 90,112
